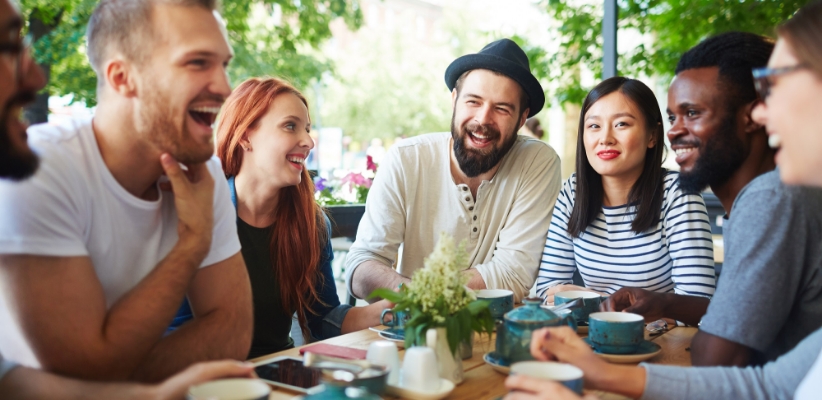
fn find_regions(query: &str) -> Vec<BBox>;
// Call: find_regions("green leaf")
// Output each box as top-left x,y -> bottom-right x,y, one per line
446,317 -> 460,356
367,288 -> 404,303
458,308 -> 473,343
467,299 -> 490,316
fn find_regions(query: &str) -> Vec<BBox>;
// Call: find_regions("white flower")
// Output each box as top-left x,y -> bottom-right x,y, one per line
407,233 -> 472,317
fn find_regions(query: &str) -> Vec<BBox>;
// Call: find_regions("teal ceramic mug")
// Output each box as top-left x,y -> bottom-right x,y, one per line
588,312 -> 644,354
510,361 -> 584,395
380,309 -> 409,331
477,289 -> 514,321
554,291 -> 602,324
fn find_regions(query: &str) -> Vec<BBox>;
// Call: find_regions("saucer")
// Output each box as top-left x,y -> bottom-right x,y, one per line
386,379 -> 455,400
583,338 -> 662,364
483,351 -> 511,375
369,327 -> 405,343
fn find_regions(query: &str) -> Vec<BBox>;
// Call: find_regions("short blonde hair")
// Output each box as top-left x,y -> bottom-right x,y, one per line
86,0 -> 218,77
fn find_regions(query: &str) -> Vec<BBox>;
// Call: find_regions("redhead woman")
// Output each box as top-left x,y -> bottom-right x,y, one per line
216,77 -> 389,358
537,77 -> 715,303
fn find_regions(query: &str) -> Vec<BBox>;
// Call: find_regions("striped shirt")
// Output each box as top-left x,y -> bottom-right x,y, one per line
537,171 -> 716,298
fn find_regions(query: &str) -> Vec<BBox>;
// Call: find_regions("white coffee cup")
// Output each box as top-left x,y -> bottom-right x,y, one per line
367,340 -> 400,385
187,378 -> 271,400
400,347 -> 441,392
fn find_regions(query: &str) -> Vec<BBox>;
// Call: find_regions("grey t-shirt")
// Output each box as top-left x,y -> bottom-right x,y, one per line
641,326 -> 822,400
700,170 -> 822,364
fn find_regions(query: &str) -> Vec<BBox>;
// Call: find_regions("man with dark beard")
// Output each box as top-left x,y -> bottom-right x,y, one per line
602,32 -> 822,367
346,39 -> 561,303
0,0 -> 252,382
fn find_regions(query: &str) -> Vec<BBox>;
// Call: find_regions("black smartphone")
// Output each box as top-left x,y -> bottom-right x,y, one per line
252,356 -> 324,394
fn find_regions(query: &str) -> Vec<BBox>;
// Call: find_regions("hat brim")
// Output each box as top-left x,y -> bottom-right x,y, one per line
445,53 -> 545,118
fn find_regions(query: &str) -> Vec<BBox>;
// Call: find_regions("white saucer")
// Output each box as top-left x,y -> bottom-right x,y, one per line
368,327 -> 405,344
386,379 -> 455,400
483,351 -> 510,375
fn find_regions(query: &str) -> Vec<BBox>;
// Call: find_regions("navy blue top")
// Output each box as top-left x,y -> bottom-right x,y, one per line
169,177 -> 351,358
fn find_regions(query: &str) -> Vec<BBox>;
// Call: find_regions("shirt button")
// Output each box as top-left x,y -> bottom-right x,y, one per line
473,227 -> 478,232
469,206 -> 474,211
462,187 -> 468,191
473,215 -> 477,221
465,197 -> 470,201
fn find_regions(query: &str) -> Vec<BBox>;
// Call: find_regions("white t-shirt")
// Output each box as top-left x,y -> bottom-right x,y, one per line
795,349 -> 822,399
0,117 -> 241,367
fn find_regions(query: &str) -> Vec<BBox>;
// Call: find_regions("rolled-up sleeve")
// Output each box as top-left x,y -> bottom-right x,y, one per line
344,145 -> 408,299
474,146 -> 561,302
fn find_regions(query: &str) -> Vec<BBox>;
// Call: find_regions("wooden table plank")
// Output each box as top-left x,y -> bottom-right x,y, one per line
260,326 -> 697,399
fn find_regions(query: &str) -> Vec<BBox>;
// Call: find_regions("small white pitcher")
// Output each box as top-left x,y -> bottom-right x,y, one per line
425,327 -> 464,385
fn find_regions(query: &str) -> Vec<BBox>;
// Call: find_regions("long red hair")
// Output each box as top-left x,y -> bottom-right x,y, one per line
216,77 -> 328,341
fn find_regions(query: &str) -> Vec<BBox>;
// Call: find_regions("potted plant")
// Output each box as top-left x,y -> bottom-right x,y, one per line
370,233 -> 495,384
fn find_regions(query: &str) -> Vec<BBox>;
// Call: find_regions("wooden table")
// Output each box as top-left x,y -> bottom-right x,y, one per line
252,326 -> 697,399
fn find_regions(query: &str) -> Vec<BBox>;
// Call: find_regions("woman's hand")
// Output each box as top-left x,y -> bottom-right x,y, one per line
341,299 -> 394,333
529,327 -> 647,398
504,375 -> 599,400
529,327 -> 608,377
543,285 -> 604,305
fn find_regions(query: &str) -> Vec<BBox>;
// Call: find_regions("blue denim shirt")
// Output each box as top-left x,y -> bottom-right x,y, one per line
168,176 -> 351,345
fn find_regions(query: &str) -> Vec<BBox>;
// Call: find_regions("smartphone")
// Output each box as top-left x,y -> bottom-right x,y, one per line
253,356 -> 324,394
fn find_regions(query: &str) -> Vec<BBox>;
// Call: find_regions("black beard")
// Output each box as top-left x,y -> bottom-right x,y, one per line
0,96 -> 39,180
451,115 -> 519,178
677,115 -> 746,194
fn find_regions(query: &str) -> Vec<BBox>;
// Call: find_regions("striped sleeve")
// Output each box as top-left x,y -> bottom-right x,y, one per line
663,176 -> 716,297
537,177 -> 577,298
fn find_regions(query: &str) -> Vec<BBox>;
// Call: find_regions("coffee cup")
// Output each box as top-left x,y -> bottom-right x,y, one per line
510,361 -> 584,395
380,309 -> 409,330
554,291 -> 602,324
187,379 -> 271,400
366,340 -> 400,385
477,289 -> 514,321
400,347 -> 441,392
588,312 -> 644,354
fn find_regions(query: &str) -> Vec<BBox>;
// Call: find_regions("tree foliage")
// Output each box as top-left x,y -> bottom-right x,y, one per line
20,0 -> 363,107
319,4 -> 492,142
535,0 -> 812,105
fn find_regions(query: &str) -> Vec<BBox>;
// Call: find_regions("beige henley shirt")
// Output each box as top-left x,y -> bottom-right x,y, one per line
344,132 -> 561,301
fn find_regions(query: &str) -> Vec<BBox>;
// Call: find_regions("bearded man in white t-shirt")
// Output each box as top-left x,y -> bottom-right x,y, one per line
0,0 -> 252,382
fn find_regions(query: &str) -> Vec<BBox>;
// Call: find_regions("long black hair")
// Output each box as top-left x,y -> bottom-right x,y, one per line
566,77 -> 666,238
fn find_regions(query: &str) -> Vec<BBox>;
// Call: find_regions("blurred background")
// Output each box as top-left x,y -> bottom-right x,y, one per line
20,0 -> 811,194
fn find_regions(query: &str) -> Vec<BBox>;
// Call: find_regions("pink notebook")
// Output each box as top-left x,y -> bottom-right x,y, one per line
299,343 -> 368,360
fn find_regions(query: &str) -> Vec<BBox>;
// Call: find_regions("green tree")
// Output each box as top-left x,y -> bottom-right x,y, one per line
319,2 -> 491,143
20,0 -> 362,122
535,0 -> 811,105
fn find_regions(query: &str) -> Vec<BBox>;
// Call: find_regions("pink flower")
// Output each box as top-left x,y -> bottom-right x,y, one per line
341,172 -> 372,189
366,155 -> 378,172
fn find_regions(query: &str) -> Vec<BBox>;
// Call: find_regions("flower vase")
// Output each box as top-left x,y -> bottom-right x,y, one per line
425,327 -> 464,385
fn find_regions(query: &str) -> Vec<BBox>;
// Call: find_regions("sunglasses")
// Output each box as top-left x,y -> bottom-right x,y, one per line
752,64 -> 806,99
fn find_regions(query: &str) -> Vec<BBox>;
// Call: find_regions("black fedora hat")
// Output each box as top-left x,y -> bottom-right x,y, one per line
445,38 -> 545,118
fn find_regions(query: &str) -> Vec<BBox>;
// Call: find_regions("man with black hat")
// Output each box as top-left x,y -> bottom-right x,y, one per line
345,39 -> 561,302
